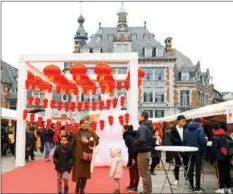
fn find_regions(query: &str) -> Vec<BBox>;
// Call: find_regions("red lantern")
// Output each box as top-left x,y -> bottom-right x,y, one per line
37,116 -> 44,127
71,102 -> 76,112
99,120 -> 105,131
112,97 -> 118,109
84,101 -> 89,111
94,63 -> 112,75
124,80 -> 130,90
25,80 -> 30,90
99,100 -> 105,110
43,64 -> 61,82
43,98 -> 48,108
35,98 -> 41,108
69,63 -> 87,77
46,119 -> 52,129
57,101 -> 63,111
91,121 -> 97,131
30,113 -> 35,123
118,115 -> 124,126
50,100 -> 56,109
64,102 -> 70,112
124,113 -> 130,124
106,99 -> 111,110
77,102 -> 82,112
92,101 -> 97,111
65,122 -> 71,133
56,86 -> 61,95
23,109 -> 28,120
73,123 -> 79,133
56,121 -> 62,131
28,96 -> 34,106
138,68 -> 145,79
108,116 -> 114,126
116,81 -> 122,90
120,96 -> 126,107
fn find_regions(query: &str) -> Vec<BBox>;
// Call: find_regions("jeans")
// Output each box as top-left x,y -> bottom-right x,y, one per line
173,154 -> 188,181
44,142 -> 51,160
216,158 -> 232,189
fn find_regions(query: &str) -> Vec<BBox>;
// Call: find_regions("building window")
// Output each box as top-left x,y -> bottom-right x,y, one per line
62,94 -> 71,102
132,34 -> 137,40
9,101 -> 17,110
122,44 -> 129,52
118,89 -> 127,98
114,43 -> 129,52
9,88 -> 17,92
143,68 -> 154,80
154,68 -> 165,80
93,48 -> 101,53
143,88 -> 153,102
156,47 -> 164,57
154,87 -> 165,102
115,43 -> 122,52
83,48 -> 90,53
32,91 -> 44,99
180,90 -> 190,107
92,88 -> 101,101
87,68 -> 94,74
108,34 -> 114,40
155,110 -> 164,118
144,110 -> 153,118
145,47 -> 152,57
181,72 -> 190,81
117,68 -> 127,74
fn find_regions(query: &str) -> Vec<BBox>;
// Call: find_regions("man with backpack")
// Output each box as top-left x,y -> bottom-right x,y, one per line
211,123 -> 233,194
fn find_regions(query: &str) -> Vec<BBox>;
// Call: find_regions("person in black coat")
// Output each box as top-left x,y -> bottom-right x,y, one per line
53,135 -> 73,194
25,125 -> 37,161
169,115 -> 188,186
122,124 -> 139,192
150,128 -> 162,175
211,123 -> 232,194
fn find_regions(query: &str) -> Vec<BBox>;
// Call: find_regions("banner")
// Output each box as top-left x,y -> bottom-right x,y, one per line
227,105 -> 233,124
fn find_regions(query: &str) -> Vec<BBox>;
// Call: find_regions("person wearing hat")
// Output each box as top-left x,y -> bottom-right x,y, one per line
169,115 -> 188,186
211,123 -> 232,194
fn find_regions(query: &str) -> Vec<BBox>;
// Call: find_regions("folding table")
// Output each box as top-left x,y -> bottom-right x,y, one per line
155,146 -> 198,194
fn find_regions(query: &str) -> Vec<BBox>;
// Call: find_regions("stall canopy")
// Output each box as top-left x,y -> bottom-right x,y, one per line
155,100 -> 233,122
1,107 -> 55,122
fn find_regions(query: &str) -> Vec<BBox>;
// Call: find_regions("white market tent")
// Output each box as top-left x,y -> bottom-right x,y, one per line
1,107 -> 56,122
154,100 -> 233,123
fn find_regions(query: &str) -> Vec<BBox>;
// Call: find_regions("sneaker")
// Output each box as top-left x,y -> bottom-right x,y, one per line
215,188 -> 225,193
150,170 -> 156,175
58,191 -> 62,194
189,187 -> 195,192
173,180 -> 179,186
128,187 -> 138,193
228,188 -> 232,194
195,189 -> 204,193
125,185 -> 133,190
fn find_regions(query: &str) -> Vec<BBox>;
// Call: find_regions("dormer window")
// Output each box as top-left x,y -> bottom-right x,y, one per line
93,48 -> 101,53
144,47 -> 153,57
181,72 -> 190,81
156,47 -> 164,57
114,42 -> 130,53
108,34 -> 114,41
132,34 -> 137,40
83,48 -> 90,53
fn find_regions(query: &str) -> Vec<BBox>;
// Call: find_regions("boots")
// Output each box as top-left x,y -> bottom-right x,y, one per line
75,178 -> 81,194
80,178 -> 87,194
64,187 -> 68,194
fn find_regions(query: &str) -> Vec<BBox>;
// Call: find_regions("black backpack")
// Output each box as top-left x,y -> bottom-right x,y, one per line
220,135 -> 233,156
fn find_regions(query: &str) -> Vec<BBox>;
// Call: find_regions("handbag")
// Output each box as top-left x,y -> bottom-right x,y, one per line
82,146 -> 93,162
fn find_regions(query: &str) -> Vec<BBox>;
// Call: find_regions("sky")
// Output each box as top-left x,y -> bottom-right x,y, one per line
2,2 -> 233,92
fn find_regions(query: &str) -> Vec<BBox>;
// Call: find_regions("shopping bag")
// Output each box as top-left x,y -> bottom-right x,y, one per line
36,137 -> 41,148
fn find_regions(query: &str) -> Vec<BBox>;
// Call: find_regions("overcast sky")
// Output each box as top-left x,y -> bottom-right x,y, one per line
2,2 -> 233,92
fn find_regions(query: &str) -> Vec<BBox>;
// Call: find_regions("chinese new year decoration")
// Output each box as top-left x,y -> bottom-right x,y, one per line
99,120 -> 105,131
118,115 -> 124,126
108,116 -> 114,126
124,113 -> 130,124
23,109 -> 28,120
91,121 -> 97,131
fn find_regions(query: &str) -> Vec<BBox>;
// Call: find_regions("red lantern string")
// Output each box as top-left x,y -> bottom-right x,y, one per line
28,96 -> 34,106
91,121 -> 97,131
30,113 -> 35,123
84,101 -> 89,111
50,100 -> 56,109
73,123 -> 79,133
64,102 -> 69,112
106,99 -> 111,110
120,96 -> 126,107
35,98 -> 41,108
108,116 -> 114,126
23,109 -> 28,120
99,120 -> 105,131
56,121 -> 62,131
57,101 -> 63,111
99,100 -> 105,110
118,115 -> 124,126
71,102 -> 76,112
46,119 -> 52,129
112,97 -> 118,109
37,116 -> 44,127
43,98 -> 48,108
77,102 -> 82,112
92,101 -> 97,111
124,113 -> 130,124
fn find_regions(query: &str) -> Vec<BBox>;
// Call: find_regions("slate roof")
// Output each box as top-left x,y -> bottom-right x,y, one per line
85,27 -> 163,57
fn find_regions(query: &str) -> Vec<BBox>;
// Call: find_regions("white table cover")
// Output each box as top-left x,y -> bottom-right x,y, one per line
155,146 -> 198,152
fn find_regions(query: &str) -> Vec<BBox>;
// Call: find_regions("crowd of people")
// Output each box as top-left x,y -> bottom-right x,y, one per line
2,111 -> 233,194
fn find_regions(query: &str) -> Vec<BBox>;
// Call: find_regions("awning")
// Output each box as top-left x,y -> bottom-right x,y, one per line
1,108 -> 17,120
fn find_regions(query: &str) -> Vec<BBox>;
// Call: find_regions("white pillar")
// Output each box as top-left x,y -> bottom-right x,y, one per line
129,59 -> 139,129
15,57 -> 27,166
45,91 -> 52,118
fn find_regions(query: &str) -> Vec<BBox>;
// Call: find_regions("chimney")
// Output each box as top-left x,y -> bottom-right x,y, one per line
165,37 -> 173,56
